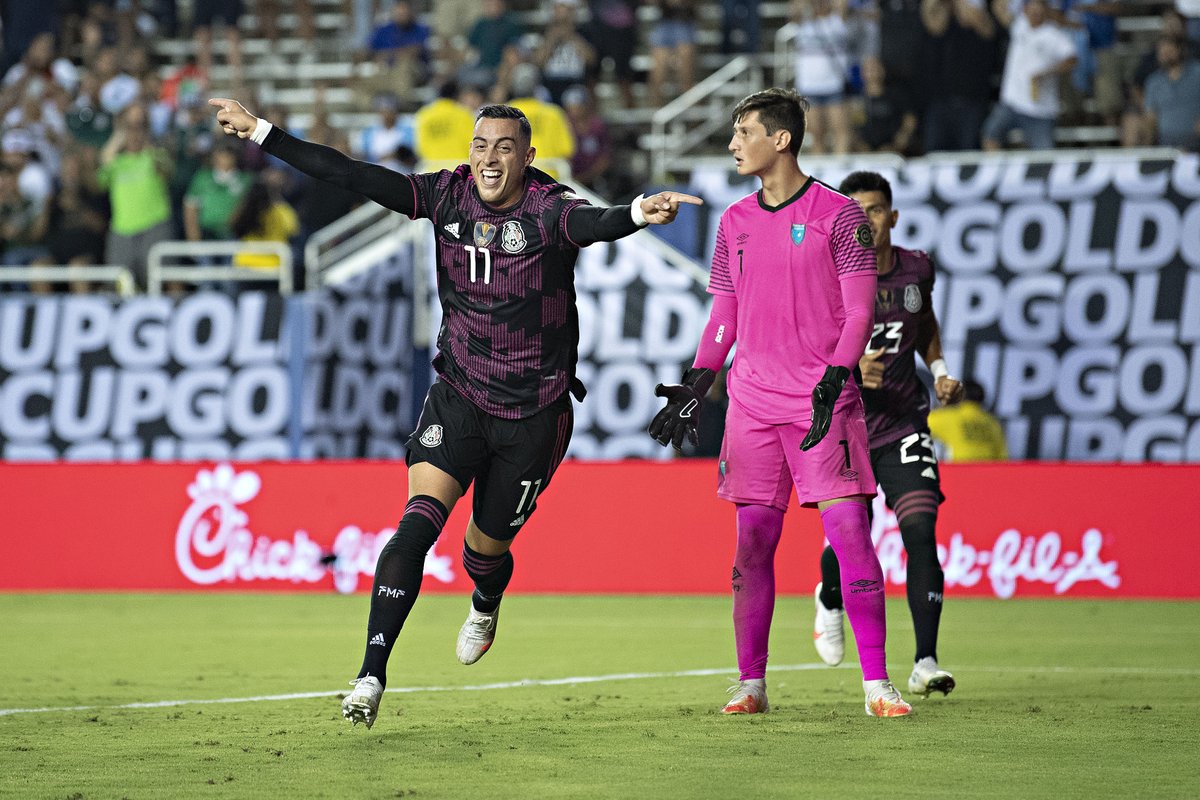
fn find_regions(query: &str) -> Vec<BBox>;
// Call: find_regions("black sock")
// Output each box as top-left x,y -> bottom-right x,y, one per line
899,511 -> 943,663
358,495 -> 449,686
462,542 -> 514,614
819,544 -> 843,609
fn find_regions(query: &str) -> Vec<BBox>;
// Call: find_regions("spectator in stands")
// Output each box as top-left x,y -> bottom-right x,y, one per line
31,147 -> 110,293
982,0 -> 1077,150
583,0 -> 639,108
563,84 -> 612,192
414,81 -> 479,165
93,46 -> 141,118
537,0 -> 596,106
647,0 -> 698,107
167,94 -> 217,236
921,0 -> 998,152
463,0 -> 524,95
1143,35 -> 1200,150
429,0 -> 480,80
358,0 -> 429,106
721,0 -> 762,54
1,127 -> 53,209
927,380 -> 1007,462
855,57 -> 918,154
784,0 -> 854,155
357,91 -> 416,166
506,63 -> 575,176
0,163 -> 50,268
184,142 -> 252,245
1120,8 -> 1192,147
1,31 -> 79,109
65,70 -> 114,152
1179,0 -> 1200,44
879,0 -> 925,94
230,171 -> 300,271
1059,2 -> 1126,127
96,103 -> 173,290
193,0 -> 244,85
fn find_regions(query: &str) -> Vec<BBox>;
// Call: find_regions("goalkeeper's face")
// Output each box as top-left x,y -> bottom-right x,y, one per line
470,117 -> 535,209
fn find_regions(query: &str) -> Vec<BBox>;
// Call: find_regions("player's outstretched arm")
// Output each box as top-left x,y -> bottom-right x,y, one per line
639,192 -> 703,225
207,97 -> 419,217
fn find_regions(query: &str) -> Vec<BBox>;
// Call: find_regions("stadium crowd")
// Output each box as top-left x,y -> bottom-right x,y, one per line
0,0 -> 1197,291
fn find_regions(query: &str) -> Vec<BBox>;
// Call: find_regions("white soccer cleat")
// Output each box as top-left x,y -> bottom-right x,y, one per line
342,675 -> 384,729
864,680 -> 913,717
456,606 -> 499,665
907,656 -> 956,698
812,583 -> 845,666
721,679 -> 769,714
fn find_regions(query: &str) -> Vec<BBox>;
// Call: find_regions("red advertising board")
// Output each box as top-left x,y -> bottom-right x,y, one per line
1,461 -> 1196,598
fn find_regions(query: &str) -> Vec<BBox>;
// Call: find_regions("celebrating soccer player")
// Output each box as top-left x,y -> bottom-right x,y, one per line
649,89 -> 911,717
209,97 -> 701,729
812,170 -> 963,700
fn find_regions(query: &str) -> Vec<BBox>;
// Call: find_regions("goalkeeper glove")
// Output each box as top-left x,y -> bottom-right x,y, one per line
799,365 -> 851,451
648,367 -> 716,449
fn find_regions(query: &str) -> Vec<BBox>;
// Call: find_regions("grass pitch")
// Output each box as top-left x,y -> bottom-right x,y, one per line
1,594 -> 1197,799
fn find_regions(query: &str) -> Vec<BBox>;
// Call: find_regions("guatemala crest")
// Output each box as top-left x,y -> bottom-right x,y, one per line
903,283 -> 923,313
473,222 -> 497,248
419,424 -> 444,447
501,220 -> 527,253
791,223 -> 806,245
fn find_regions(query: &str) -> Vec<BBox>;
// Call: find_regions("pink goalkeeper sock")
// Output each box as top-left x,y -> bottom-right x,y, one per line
820,501 -> 889,682
732,504 -> 784,681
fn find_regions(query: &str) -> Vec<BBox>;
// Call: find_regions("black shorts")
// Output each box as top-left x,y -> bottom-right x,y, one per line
871,430 -> 946,511
193,0 -> 243,27
406,380 -> 574,541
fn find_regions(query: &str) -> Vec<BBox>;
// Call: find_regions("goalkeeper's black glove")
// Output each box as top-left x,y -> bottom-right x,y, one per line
648,367 -> 716,450
799,365 -> 851,451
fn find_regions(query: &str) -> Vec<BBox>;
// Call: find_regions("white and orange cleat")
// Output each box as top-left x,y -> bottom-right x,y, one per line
813,583 -> 845,666
456,606 -> 499,665
721,679 -> 769,714
864,680 -> 913,717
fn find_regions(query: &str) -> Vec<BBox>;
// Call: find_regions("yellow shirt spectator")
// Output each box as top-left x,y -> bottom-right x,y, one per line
508,95 -> 575,179
414,96 -> 476,164
928,391 -> 1008,463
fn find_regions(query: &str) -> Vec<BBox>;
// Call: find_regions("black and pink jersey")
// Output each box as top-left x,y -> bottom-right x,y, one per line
863,246 -> 935,448
407,165 -> 589,419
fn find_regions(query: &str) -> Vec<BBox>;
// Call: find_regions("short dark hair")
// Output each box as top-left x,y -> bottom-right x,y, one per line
838,171 -> 893,205
731,88 -> 808,156
476,104 -> 532,147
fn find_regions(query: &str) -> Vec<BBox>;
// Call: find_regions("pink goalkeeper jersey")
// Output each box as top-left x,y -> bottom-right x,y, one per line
708,178 -> 876,424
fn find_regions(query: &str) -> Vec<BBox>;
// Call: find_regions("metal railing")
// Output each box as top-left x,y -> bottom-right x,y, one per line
0,265 -> 137,296
648,55 -> 765,180
146,240 -> 293,296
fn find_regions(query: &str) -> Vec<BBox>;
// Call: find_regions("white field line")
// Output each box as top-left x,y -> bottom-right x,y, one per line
2,663 -> 1198,718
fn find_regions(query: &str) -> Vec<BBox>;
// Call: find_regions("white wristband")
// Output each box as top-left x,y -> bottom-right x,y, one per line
630,194 -> 648,227
930,359 -> 950,381
250,118 -> 273,145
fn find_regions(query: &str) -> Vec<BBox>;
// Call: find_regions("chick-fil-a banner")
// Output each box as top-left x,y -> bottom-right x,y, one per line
1,461 -> 1195,598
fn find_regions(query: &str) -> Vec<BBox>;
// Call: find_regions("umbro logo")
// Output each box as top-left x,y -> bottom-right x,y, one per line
921,467 -> 937,480
369,633 -> 387,647
444,222 -> 461,239
849,579 -> 876,588
737,233 -> 750,242
850,579 -> 880,594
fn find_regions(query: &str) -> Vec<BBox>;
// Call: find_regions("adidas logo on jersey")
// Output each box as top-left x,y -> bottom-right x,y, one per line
921,467 -> 937,480
369,633 -> 387,646
509,514 -> 526,527
444,222 -> 461,239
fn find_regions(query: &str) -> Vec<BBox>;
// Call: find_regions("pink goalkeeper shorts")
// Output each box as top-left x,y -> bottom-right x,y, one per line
717,392 -> 877,510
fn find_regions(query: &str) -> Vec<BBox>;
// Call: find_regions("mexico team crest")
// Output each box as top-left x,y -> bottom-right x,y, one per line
904,283 -> 923,313
419,425 -> 444,447
791,224 -> 806,245
473,222 -> 497,248
501,220 -> 527,253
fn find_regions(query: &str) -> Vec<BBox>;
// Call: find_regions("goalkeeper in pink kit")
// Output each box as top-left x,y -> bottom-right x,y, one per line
650,88 -> 911,717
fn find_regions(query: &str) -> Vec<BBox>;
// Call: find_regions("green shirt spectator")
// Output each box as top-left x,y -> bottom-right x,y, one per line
96,148 -> 172,235
184,145 -> 252,241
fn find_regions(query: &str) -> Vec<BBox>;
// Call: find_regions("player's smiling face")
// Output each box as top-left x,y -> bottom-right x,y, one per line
728,111 -> 784,176
850,190 -> 898,253
470,117 -> 535,209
